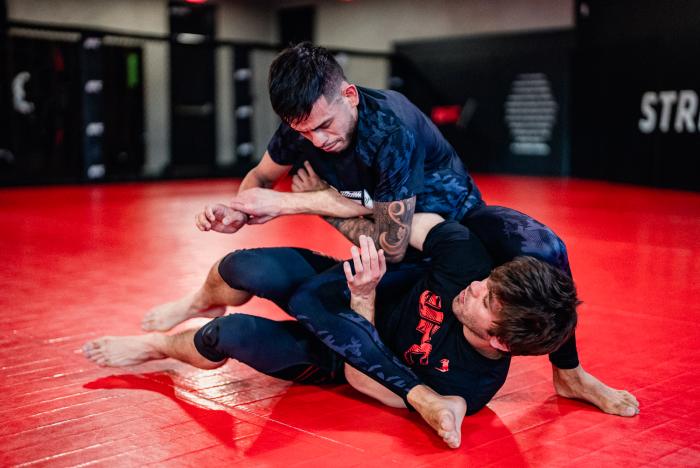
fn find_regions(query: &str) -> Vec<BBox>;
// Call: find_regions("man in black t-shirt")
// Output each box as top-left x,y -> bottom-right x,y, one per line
141,42 -> 638,420
84,214 -> 583,448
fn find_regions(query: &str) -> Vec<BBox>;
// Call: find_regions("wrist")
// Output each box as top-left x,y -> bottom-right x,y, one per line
351,290 -> 376,302
350,291 -> 376,324
281,191 -> 316,215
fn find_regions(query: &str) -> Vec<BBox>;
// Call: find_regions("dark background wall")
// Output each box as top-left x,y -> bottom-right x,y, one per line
1,35 -> 144,184
168,0 -> 216,177
394,0 -> 700,191
1,0 -> 698,191
393,30 -> 573,177
572,0 -> 700,190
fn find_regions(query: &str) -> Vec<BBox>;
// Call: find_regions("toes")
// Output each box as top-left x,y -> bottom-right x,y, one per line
82,341 -> 103,359
624,396 -> 639,409
83,340 -> 99,351
612,399 -> 638,417
444,434 -> 460,449
616,390 -> 640,414
622,391 -> 639,407
82,342 -> 94,356
438,430 -> 460,449
83,338 -> 115,364
85,350 -> 103,363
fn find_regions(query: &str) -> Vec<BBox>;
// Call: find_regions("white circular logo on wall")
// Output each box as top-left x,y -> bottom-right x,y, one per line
504,73 -> 558,156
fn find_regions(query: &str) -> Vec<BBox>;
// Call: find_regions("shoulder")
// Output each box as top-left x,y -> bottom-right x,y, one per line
356,87 -> 415,161
424,222 -> 493,287
358,87 -> 411,133
270,122 -> 304,146
424,221 -> 479,251
267,122 -> 307,164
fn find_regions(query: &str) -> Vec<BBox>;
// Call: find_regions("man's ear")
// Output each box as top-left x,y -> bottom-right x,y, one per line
342,83 -> 359,106
489,335 -> 510,353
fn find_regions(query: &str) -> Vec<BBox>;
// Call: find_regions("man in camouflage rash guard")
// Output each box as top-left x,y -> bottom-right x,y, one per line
267,86 -> 483,222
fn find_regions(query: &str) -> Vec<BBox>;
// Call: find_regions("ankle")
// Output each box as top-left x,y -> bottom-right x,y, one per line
144,334 -> 168,357
186,291 -> 215,313
554,365 -> 586,383
407,384 -> 438,410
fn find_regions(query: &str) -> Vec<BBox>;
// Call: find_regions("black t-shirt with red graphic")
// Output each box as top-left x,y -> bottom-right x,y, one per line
376,221 -> 511,415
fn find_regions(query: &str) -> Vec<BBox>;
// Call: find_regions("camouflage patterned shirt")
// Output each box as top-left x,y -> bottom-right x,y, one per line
267,87 -> 482,220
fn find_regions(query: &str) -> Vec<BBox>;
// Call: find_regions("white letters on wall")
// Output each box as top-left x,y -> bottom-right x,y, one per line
639,90 -> 699,133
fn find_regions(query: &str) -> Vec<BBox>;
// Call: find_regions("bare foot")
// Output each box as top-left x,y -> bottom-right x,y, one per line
408,385 -> 467,448
83,335 -> 166,367
141,292 -> 226,332
553,365 -> 639,417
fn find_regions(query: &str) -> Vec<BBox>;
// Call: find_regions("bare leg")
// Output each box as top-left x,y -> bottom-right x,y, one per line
553,365 -> 640,417
407,385 -> 467,449
83,329 -> 224,370
142,260 -> 252,332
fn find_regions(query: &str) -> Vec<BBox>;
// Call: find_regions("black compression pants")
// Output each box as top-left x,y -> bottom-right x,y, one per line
194,247 -> 427,401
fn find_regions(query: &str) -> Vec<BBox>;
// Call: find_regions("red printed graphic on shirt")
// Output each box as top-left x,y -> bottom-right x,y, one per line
435,358 -> 450,373
404,290 -> 444,366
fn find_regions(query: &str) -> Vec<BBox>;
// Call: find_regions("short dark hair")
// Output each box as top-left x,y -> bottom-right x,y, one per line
489,256 -> 580,356
268,42 -> 347,125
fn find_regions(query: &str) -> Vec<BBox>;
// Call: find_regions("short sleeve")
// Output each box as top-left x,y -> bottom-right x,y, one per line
267,123 -> 305,166
373,127 -> 425,202
422,221 -> 493,292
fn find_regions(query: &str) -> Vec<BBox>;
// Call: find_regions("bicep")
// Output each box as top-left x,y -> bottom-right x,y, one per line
372,196 -> 416,263
409,213 -> 445,251
245,152 -> 290,189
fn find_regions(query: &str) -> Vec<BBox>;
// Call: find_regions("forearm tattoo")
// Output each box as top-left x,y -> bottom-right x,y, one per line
325,197 -> 416,262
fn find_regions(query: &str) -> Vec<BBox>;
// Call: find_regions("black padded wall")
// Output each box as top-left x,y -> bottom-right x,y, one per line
277,6 -> 315,46
168,1 -> 216,176
102,45 -> 145,177
1,35 -> 145,185
3,37 -> 82,183
573,0 -> 700,190
0,1 -> 10,175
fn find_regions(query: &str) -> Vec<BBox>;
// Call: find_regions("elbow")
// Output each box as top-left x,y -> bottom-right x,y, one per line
344,369 -> 363,389
247,167 -> 275,189
384,249 -> 408,264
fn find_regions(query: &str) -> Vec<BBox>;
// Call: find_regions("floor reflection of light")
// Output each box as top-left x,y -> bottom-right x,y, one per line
169,363 -> 293,411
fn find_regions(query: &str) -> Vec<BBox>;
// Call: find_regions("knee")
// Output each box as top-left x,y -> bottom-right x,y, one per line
536,231 -> 570,274
194,314 -> 261,364
193,318 -> 227,364
218,249 -> 258,291
218,249 -> 306,301
218,249 -> 287,294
